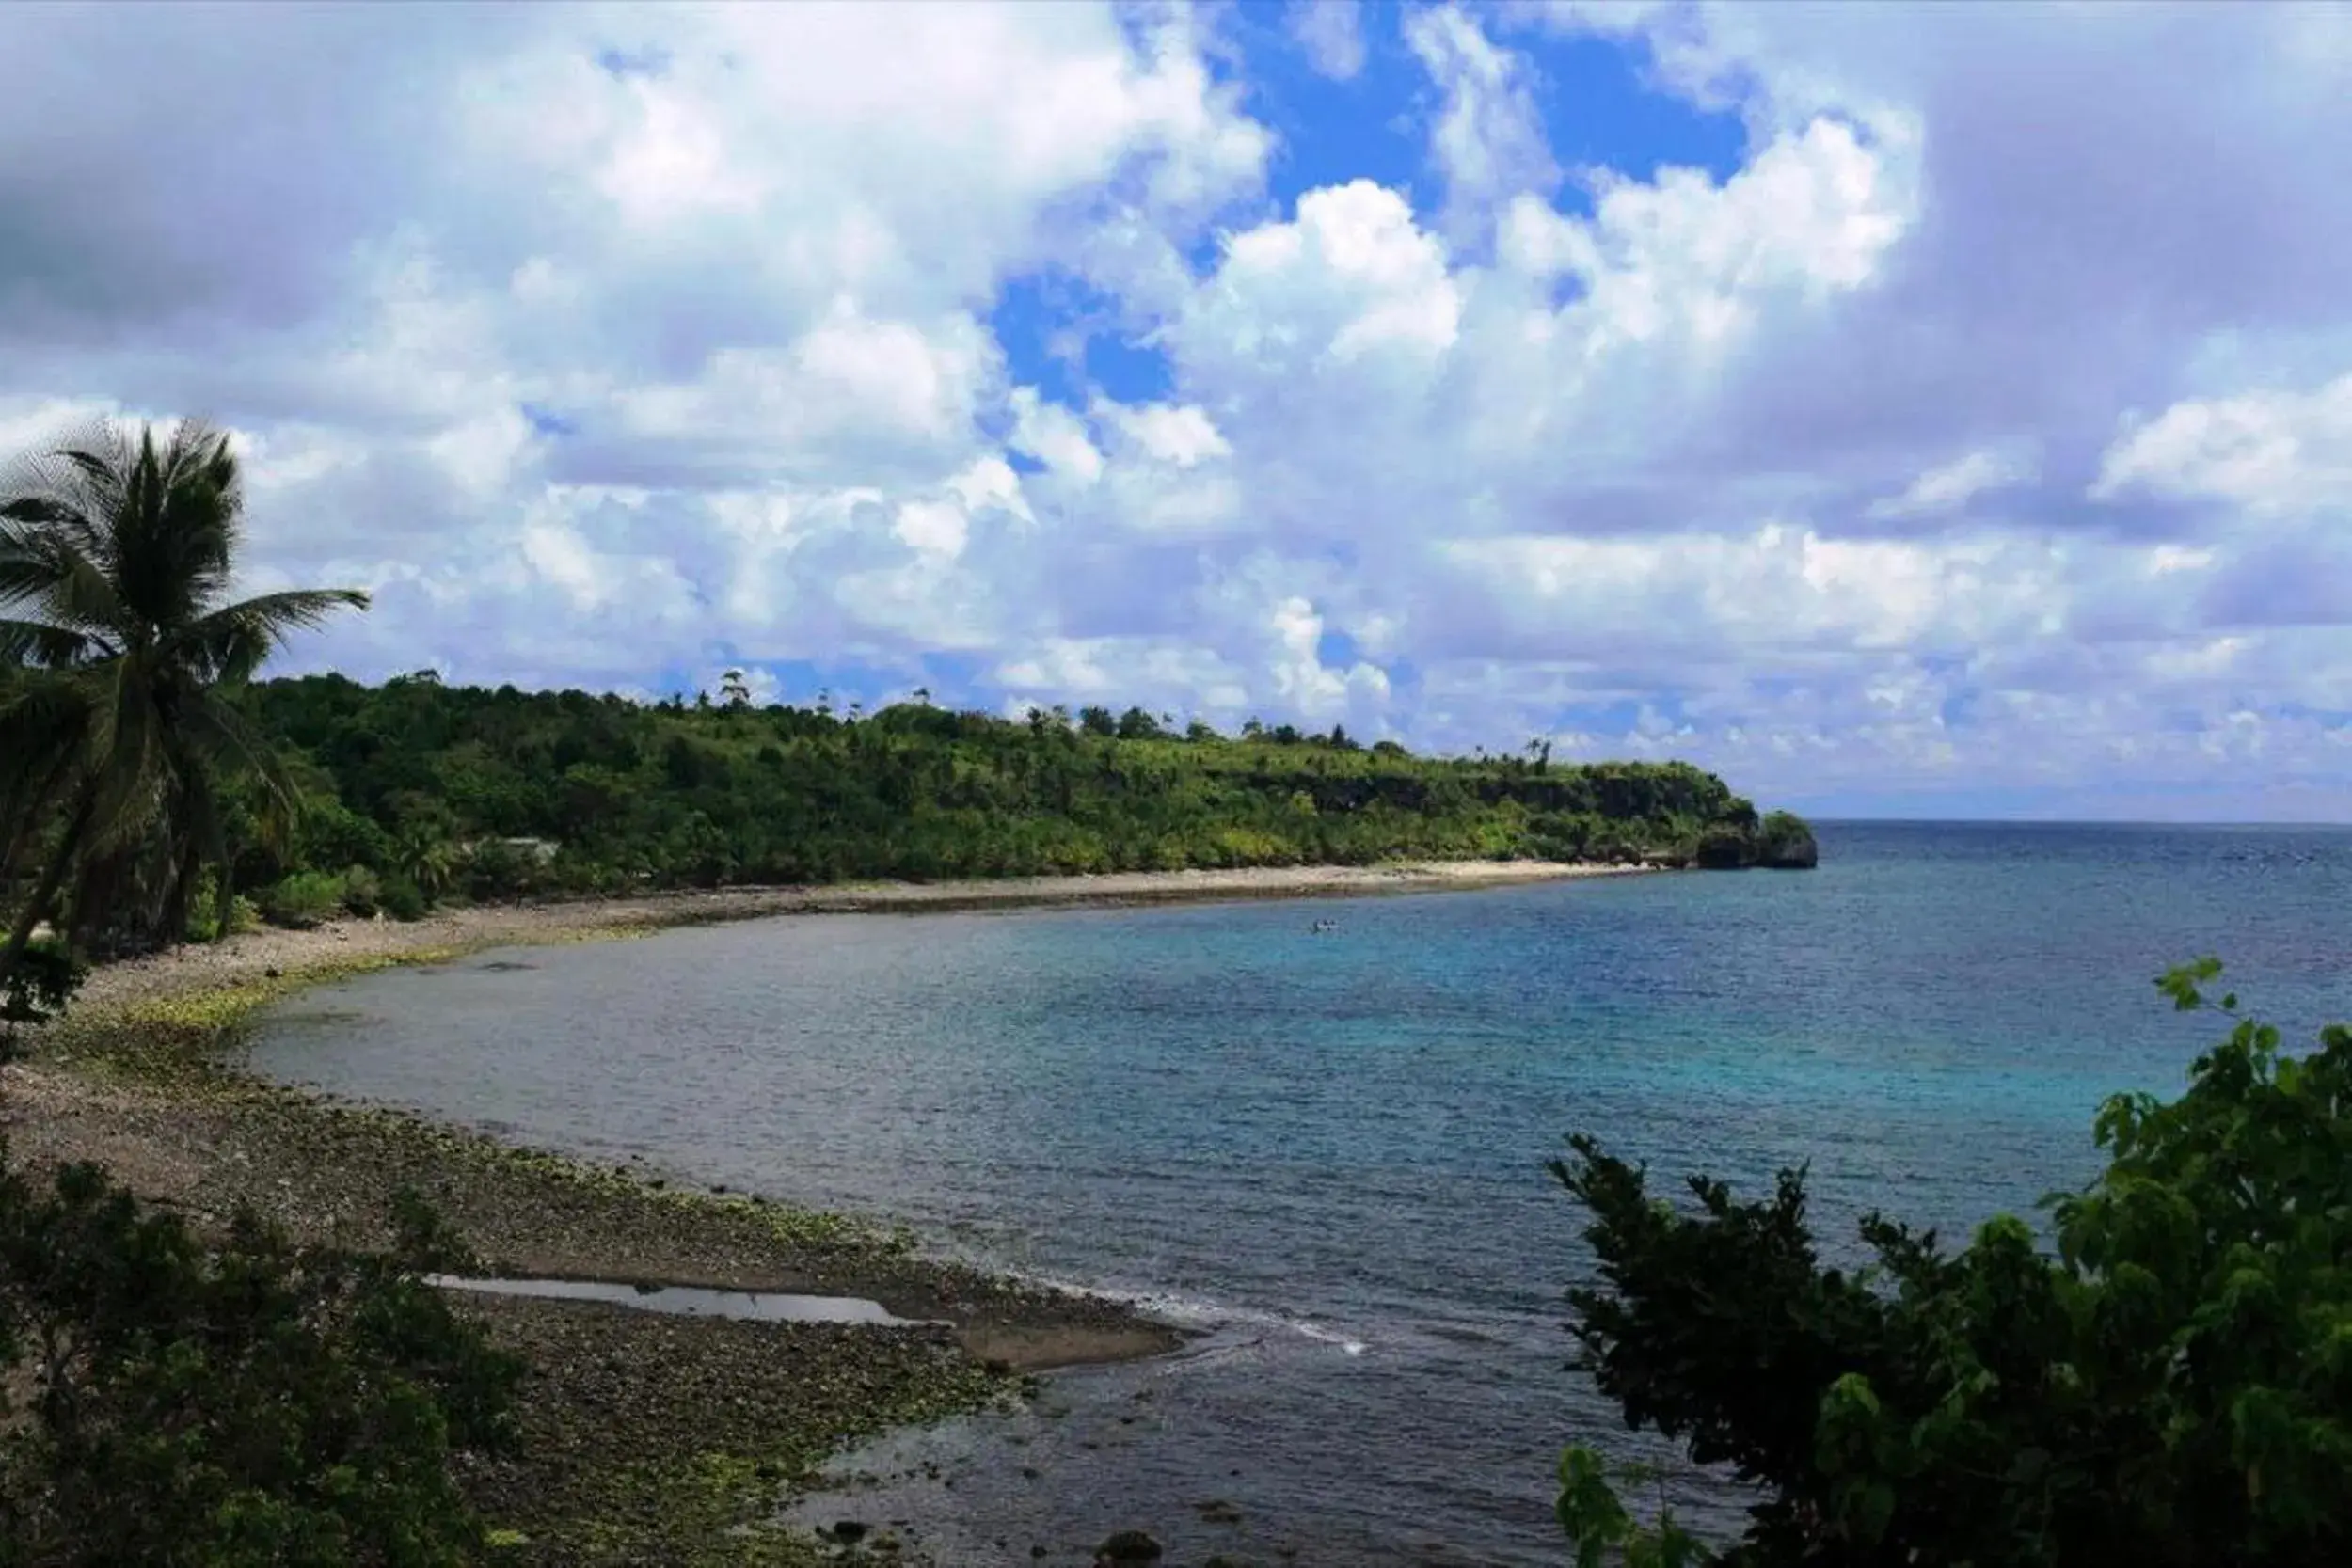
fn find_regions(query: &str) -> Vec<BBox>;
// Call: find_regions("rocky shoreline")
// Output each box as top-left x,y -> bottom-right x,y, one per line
0,953 -> 1150,1555
5,1027 -> 1171,1564
3,861 -> 1638,1563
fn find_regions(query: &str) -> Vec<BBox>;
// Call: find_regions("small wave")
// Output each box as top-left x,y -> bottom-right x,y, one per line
1013,1273 -> 1371,1355
1292,1320 -> 1370,1355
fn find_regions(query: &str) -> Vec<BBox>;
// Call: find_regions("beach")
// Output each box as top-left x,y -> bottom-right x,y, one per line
70,857 -> 1644,1010
4,857 -> 1638,1564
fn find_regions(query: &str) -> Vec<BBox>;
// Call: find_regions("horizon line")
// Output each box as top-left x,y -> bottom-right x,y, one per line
1810,816 -> 2352,830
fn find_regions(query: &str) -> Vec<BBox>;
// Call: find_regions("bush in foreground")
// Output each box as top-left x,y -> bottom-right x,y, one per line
0,936 -> 82,1051
1554,959 -> 2352,1567
0,1153 -> 522,1564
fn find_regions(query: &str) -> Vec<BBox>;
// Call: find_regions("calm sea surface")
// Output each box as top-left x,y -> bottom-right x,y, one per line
249,822 -> 2352,1565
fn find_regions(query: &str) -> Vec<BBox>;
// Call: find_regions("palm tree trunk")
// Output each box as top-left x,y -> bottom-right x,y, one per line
0,755 -> 76,895
65,853 -> 103,951
0,800 -> 40,895
212,856 -> 237,942
157,836 -> 203,947
0,794 -> 96,996
66,844 -> 126,954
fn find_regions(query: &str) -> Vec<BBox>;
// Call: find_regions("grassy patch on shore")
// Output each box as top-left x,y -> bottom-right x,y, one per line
43,924 -> 648,1081
46,949 -> 463,1082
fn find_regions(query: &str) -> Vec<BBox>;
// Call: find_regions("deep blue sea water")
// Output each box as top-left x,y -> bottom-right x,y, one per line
249,823 -> 2352,1565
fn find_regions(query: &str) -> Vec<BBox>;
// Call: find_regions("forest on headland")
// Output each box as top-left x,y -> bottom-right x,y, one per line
249,673 -> 1816,883
8,664 -> 1818,958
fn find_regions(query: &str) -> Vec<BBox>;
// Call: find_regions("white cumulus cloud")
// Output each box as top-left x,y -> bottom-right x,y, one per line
2,0 -> 2349,817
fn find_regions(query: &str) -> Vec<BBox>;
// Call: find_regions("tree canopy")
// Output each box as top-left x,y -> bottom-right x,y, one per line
186,673 -> 1808,925
1554,959 -> 2352,1568
0,418 -> 367,976
0,1146 -> 521,1564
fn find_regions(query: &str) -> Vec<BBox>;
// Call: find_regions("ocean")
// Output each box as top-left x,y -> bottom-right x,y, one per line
247,822 -> 2352,1564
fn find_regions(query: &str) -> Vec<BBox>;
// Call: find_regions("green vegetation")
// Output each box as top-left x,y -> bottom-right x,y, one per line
0,1150 -> 522,1563
1553,959 -> 2352,1568
10,660 -> 1821,948
0,417 -> 369,982
0,934 -> 81,1045
1,952 -> 526,1563
193,676 -> 1807,926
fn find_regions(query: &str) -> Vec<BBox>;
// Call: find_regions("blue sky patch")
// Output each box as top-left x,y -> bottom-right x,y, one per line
520,403 -> 577,439
593,43 -> 670,81
1520,31 -> 1747,212
990,271 -> 1175,406
1232,3 -> 1431,222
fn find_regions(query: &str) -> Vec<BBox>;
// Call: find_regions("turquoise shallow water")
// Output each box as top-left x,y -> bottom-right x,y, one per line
250,823 -> 2352,1564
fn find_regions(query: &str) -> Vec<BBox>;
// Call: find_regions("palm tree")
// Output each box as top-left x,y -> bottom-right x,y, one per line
0,671 -> 88,892
0,417 -> 369,989
392,825 -> 455,900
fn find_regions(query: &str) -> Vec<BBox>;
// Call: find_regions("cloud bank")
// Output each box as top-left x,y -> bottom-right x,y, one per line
3,0 -> 2346,818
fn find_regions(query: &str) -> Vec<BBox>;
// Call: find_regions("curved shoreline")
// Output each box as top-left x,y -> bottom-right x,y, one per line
8,859 -> 1641,1563
72,857 -> 1647,1010
7,979 -> 1170,1562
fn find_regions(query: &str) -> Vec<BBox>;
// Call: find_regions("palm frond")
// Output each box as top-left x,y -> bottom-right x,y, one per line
0,674 -> 93,799
3,418 -> 126,571
0,616 -> 101,670
180,689 -> 303,829
109,420 -> 220,629
139,420 -> 242,622
161,734 -> 236,869
1,499 -> 127,635
183,587 -> 371,685
0,496 -> 89,532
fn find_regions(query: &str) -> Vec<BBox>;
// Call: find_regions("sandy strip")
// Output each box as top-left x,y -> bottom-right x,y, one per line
77,858 -> 1646,1009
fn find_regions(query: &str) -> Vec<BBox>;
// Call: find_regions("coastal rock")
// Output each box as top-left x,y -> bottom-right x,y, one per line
1756,811 -> 1820,869
1692,828 -> 1753,870
1095,1528 -> 1164,1564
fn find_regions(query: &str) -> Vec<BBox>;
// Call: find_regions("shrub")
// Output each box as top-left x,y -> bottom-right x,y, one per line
338,863 -> 384,917
0,1155 -> 522,1562
378,874 -> 429,922
255,870 -> 345,929
184,878 -> 262,942
1553,960 -> 2352,1568
0,938 -> 85,1062
461,840 -> 546,902
183,869 -> 227,942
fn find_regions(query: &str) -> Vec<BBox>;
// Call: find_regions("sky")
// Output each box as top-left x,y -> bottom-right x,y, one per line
2,1 -> 2348,821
